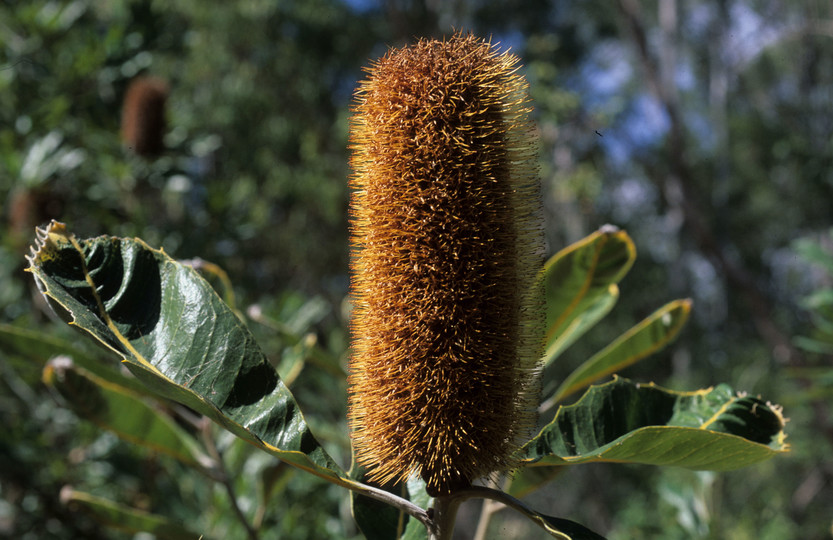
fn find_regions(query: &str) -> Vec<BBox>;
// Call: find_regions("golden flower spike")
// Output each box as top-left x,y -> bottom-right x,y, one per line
348,33 -> 545,496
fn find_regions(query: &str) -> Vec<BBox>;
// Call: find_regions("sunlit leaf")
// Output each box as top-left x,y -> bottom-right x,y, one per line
523,377 -> 789,469
27,221 -> 349,486
543,285 -> 618,368
542,226 -> 635,366
506,466 -> 565,498
401,477 -> 431,540
547,299 -> 692,405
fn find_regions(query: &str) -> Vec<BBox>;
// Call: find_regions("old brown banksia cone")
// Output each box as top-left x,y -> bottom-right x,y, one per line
120,76 -> 169,158
347,33 -> 545,496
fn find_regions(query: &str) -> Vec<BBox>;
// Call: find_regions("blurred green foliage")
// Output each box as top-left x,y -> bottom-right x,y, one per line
1,0 -> 831,538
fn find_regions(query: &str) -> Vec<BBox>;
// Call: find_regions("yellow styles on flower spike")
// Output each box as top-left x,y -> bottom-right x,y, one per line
348,33 -> 544,496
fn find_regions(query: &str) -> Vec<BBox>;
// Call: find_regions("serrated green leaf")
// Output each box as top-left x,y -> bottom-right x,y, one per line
547,299 -> 692,405
523,377 -> 788,469
60,487 -> 202,540
43,356 -> 210,470
542,227 -> 635,366
27,221 -> 349,487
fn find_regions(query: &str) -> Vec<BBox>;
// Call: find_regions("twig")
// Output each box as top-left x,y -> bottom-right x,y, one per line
615,0 -> 803,366
341,478 -> 431,526
472,476 -> 510,540
200,420 -> 260,540
473,498 -> 505,540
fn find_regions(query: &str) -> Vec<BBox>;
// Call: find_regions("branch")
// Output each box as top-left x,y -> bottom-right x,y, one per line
341,479 -> 432,528
201,421 -> 260,540
615,0 -> 803,366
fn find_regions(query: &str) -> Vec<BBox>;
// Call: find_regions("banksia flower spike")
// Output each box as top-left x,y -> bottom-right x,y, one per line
348,33 -> 544,496
121,76 -> 169,158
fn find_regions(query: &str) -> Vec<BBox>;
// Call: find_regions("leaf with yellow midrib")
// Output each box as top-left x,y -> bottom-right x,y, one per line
27,221 -> 350,486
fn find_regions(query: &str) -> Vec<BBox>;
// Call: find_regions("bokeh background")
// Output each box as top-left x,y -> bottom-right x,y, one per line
2,0 -> 832,538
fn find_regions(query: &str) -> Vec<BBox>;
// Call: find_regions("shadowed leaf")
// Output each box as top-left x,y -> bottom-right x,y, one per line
542,226 -> 635,366
546,299 -> 692,406
43,356 -> 210,470
60,487 -> 202,540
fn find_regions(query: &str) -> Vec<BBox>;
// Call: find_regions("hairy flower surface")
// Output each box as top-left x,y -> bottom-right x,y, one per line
348,33 -> 544,495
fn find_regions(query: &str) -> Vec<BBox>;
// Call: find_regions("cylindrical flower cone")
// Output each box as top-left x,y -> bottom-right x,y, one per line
348,33 -> 545,496
121,76 -> 169,158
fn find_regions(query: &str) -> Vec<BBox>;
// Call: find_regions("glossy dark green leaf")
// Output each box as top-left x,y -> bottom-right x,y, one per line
523,377 -> 788,469
60,487 -> 202,540
27,221 -> 349,486
351,476 -> 409,539
545,299 -> 692,406
43,356 -> 210,470
542,227 -> 635,366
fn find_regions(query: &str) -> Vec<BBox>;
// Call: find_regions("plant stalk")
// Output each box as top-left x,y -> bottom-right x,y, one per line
426,495 -> 463,540
201,420 -> 260,540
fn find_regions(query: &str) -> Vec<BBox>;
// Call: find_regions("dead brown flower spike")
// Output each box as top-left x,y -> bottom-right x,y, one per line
120,76 -> 169,158
348,33 -> 544,496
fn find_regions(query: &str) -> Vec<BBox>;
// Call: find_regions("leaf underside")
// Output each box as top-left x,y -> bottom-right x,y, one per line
549,298 -> 692,405
542,226 -> 636,366
524,377 -> 789,469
